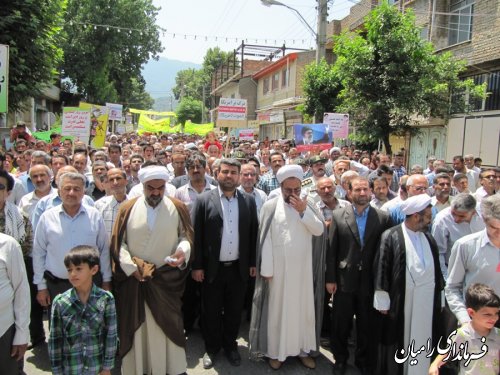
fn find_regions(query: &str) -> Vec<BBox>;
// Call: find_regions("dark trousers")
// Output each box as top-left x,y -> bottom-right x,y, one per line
24,257 -> 45,344
0,325 -> 20,375
330,290 -> 372,368
182,275 -> 201,331
201,262 -> 246,354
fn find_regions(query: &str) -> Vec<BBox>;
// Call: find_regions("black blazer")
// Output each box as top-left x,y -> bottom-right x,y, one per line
326,205 -> 392,294
191,188 -> 258,283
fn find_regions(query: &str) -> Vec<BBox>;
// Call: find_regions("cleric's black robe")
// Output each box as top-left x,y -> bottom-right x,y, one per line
373,224 -> 444,375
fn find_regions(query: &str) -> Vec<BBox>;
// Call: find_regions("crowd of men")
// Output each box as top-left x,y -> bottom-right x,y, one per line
1,121 -> 499,375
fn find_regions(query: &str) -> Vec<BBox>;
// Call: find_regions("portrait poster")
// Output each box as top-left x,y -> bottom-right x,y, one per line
293,123 -> 332,152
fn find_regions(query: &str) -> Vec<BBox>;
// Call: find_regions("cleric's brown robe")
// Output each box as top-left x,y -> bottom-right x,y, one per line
110,196 -> 193,357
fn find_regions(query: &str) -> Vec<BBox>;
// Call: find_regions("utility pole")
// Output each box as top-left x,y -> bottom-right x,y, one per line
316,0 -> 328,63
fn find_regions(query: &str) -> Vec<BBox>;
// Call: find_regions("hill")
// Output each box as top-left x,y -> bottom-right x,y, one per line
142,56 -> 201,111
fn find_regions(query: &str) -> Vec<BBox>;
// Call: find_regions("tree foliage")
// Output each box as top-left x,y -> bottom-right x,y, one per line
302,1 -> 485,154
301,59 -> 342,121
61,0 -> 163,106
1,0 -> 66,112
176,96 -> 202,125
172,47 -> 233,107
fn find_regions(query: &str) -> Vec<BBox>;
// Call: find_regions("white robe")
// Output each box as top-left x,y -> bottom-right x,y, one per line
402,224 -> 435,375
119,197 -> 190,375
260,196 -> 324,361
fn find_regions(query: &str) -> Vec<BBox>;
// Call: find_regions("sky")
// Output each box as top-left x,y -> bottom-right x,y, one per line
153,0 -> 357,64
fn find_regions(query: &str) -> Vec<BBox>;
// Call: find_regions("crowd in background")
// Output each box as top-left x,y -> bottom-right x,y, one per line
0,121 -> 499,375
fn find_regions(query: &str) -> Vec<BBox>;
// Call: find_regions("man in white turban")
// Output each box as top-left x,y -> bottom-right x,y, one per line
372,194 -> 444,375
110,163 -> 193,375
250,165 -> 324,370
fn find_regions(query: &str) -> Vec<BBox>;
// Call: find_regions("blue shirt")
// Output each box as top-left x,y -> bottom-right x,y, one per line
32,204 -> 111,289
353,205 -> 370,247
31,192 -> 94,231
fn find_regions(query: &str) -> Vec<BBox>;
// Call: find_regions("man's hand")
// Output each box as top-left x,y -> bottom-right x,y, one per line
132,270 -> 145,282
192,270 -> 204,282
36,289 -> 51,307
101,282 -> 112,291
249,267 -> 256,277
262,276 -> 273,281
378,310 -> 389,315
11,344 -> 27,361
99,370 -> 111,375
326,282 -> 337,295
165,248 -> 186,268
289,195 -> 307,215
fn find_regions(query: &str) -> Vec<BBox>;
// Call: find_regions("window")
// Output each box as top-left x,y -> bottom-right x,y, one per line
451,70 -> 500,113
281,68 -> 289,88
448,0 -> 474,46
263,77 -> 269,95
272,72 -> 279,91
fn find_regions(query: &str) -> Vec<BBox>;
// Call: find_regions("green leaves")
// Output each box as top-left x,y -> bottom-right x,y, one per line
1,0 -> 66,112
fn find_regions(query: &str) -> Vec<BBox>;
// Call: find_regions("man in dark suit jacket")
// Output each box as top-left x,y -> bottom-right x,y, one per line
191,158 -> 258,369
326,177 -> 392,375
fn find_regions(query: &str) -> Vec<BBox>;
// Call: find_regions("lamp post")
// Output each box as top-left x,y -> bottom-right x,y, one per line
261,0 -> 327,63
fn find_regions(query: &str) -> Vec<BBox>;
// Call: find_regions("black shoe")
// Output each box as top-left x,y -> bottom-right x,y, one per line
203,352 -> 215,369
332,362 -> 346,375
27,338 -> 46,350
225,349 -> 241,366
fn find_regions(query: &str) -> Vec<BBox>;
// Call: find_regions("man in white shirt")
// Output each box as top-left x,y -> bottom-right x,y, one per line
18,164 -> 55,220
0,233 -> 30,373
446,194 -> 500,326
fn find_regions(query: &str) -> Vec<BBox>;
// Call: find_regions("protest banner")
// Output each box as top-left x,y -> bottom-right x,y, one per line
238,129 -> 254,141
217,98 -> 247,128
293,123 -> 332,152
0,44 -> 9,113
79,102 -> 108,148
62,107 -> 91,141
323,113 -> 349,138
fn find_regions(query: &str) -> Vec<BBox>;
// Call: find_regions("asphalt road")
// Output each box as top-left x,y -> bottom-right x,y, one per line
24,318 -> 363,374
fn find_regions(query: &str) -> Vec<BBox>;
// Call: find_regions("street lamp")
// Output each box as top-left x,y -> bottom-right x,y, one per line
260,0 -> 327,63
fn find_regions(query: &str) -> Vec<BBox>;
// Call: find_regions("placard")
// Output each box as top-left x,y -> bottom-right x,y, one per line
62,107 -> 91,138
323,113 -> 349,138
0,44 -> 9,113
293,123 -> 332,152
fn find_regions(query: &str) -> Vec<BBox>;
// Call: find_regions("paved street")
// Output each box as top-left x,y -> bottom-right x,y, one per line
24,318 -> 363,374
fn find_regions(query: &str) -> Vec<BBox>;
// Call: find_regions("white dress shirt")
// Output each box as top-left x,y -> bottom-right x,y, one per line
445,229 -> 500,324
431,207 -> 485,278
0,234 -> 30,345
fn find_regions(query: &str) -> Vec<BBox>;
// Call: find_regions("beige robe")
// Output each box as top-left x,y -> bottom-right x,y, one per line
119,196 -> 190,375
260,196 -> 324,361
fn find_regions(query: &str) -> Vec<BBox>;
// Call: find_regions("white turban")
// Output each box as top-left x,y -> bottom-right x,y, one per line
400,194 -> 432,215
138,166 -> 169,183
276,165 -> 304,184
330,147 -> 341,155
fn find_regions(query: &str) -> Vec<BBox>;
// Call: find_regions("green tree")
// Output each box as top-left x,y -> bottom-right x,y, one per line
123,78 -> 154,110
61,0 -> 163,105
315,1 -> 484,154
172,68 -> 205,101
301,59 -> 342,121
176,96 -> 202,125
172,47 -> 233,107
0,0 -> 66,112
